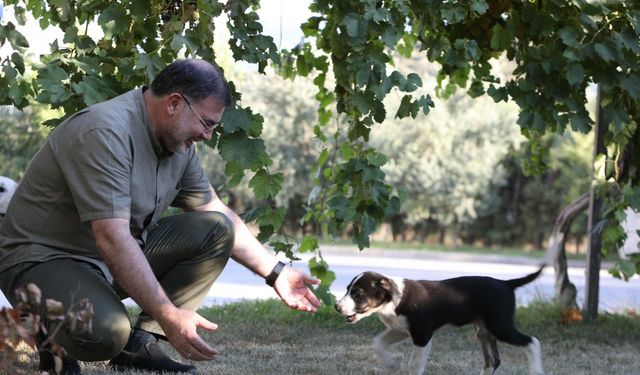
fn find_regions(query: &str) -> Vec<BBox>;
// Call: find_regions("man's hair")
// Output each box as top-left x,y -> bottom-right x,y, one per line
150,59 -> 232,106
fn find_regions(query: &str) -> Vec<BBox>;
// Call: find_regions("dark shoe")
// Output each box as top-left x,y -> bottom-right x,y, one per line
109,329 -> 196,374
39,355 -> 83,375
37,331 -> 83,375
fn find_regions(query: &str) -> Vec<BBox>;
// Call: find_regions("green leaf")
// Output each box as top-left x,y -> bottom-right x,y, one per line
255,206 -> 285,229
219,132 -> 270,172
594,43 -> 614,62
395,95 -> 418,119
224,160 -> 245,187
298,236 -> 318,253
221,105 -> 254,134
71,76 -> 118,106
270,241 -> 298,260
620,74 -> 640,101
352,93 -> 372,114
441,6 -> 467,24
566,64 -> 584,86
471,0 -> 489,15
134,53 -> 164,81
36,63 -> 71,105
490,24 -> 511,51
342,14 -> 359,38
558,27 -> 580,48
487,84 -> 509,103
610,259 -> 637,281
366,151 -> 387,167
249,170 -> 284,200
569,113 -> 592,133
405,73 -> 422,92
8,26 -> 29,48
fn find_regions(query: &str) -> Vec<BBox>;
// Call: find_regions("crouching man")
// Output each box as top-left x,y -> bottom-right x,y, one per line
0,59 -> 320,374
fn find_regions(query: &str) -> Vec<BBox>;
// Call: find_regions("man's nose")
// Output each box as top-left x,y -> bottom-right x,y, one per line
201,131 -> 212,141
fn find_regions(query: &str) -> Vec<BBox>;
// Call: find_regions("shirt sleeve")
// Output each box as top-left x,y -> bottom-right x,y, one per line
56,127 -> 132,222
171,146 -> 214,209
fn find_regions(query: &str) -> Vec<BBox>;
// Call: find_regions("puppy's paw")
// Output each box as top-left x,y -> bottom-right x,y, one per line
375,350 -> 397,368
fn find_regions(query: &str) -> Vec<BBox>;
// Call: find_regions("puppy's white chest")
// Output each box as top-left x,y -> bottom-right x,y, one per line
378,308 -> 409,332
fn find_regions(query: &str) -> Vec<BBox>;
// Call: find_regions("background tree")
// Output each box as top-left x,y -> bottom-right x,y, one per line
0,104 -> 55,180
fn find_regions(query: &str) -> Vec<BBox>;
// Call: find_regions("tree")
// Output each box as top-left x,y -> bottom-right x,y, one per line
0,105 -> 55,180
1,0 -> 639,305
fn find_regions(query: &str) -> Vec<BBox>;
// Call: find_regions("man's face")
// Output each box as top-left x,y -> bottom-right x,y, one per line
163,94 -> 225,154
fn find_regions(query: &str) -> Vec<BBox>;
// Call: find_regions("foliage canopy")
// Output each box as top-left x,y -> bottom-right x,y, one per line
1,0 -> 639,292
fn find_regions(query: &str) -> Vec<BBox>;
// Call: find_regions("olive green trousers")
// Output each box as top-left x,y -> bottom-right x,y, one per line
0,211 -> 234,361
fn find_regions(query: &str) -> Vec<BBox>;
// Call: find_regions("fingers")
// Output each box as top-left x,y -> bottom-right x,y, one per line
177,331 -> 219,361
305,289 -> 322,309
304,275 -> 321,285
195,313 -> 219,332
165,310 -> 220,361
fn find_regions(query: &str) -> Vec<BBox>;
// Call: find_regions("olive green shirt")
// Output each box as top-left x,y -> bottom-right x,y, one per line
0,88 -> 213,279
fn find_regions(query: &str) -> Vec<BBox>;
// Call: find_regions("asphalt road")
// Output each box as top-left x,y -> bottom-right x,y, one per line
204,247 -> 640,313
1,247 -> 638,313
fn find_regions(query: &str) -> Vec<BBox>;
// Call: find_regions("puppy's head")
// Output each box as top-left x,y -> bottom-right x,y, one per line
0,176 -> 17,215
335,271 -> 396,324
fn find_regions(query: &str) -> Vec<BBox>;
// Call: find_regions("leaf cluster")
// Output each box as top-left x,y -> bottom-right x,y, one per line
0,283 -> 94,375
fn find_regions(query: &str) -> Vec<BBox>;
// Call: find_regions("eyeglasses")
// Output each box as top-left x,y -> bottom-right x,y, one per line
180,94 -> 220,132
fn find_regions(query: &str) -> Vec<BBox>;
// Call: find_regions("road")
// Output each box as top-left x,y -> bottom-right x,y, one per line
1,248 -> 638,313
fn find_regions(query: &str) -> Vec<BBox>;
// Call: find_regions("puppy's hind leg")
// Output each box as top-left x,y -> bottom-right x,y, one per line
408,340 -> 432,375
524,336 -> 544,375
475,322 -> 500,375
485,320 -> 544,375
373,328 -> 408,368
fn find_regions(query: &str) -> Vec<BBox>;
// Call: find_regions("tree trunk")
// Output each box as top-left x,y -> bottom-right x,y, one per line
548,192 -> 590,308
584,84 -> 607,321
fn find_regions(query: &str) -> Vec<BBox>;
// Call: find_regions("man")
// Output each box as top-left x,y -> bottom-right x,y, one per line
0,59 -> 320,374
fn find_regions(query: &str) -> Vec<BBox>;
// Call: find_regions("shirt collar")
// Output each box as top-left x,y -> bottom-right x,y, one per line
138,86 -> 172,158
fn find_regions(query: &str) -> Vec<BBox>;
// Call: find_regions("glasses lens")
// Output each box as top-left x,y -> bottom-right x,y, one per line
181,94 -> 219,131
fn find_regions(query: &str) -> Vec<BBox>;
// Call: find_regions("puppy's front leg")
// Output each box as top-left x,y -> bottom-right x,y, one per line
373,328 -> 408,368
408,340 -> 432,375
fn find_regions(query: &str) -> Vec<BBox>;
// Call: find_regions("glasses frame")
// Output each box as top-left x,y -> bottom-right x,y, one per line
180,94 -> 220,132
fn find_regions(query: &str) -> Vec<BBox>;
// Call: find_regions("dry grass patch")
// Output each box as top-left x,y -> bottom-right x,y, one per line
9,300 -> 640,374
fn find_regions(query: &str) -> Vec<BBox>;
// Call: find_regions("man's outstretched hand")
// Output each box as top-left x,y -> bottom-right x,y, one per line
274,267 -> 321,312
161,308 -> 220,361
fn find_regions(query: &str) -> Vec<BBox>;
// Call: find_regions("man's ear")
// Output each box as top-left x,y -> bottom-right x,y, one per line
166,93 -> 183,115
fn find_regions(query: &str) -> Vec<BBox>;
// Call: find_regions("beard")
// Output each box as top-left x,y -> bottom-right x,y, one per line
161,120 -> 198,154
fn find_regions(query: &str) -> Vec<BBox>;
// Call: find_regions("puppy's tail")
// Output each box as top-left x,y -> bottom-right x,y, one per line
506,265 -> 545,289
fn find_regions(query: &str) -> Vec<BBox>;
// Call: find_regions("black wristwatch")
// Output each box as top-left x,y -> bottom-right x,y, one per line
265,261 -> 286,287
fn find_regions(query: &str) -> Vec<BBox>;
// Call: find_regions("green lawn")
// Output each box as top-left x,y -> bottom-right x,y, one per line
12,299 -> 640,374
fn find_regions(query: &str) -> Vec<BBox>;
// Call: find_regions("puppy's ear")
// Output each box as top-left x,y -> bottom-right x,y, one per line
379,278 -> 392,291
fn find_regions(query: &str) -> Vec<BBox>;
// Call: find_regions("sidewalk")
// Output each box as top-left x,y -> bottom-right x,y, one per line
315,244 -> 614,269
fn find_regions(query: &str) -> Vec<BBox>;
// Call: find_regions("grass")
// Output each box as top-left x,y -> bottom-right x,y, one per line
11,299 -> 640,374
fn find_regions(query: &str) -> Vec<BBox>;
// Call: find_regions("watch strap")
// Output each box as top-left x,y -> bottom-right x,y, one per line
265,261 -> 286,287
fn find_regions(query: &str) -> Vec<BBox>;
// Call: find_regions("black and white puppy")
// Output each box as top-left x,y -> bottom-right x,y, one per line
0,176 -> 17,217
335,268 -> 545,375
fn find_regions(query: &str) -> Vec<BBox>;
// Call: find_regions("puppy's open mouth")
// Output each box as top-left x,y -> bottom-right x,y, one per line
345,314 -> 356,323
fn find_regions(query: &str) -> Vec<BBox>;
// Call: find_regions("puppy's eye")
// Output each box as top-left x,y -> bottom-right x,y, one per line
0,186 -> 5,193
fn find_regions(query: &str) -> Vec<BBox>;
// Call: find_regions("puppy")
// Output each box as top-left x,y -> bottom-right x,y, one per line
335,267 -> 545,375
0,176 -> 17,216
